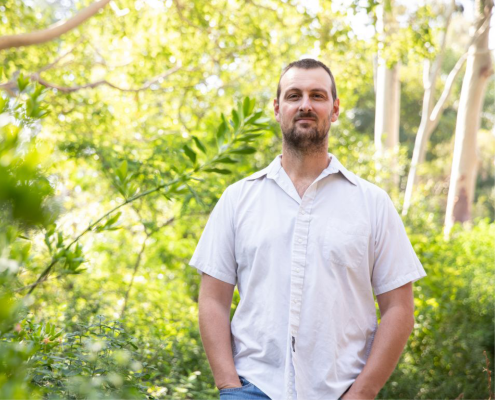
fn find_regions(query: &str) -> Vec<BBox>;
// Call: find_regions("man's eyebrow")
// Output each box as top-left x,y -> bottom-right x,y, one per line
284,87 -> 330,97
284,87 -> 329,93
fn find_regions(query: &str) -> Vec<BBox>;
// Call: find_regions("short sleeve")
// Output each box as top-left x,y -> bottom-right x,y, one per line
371,191 -> 426,295
189,185 -> 237,285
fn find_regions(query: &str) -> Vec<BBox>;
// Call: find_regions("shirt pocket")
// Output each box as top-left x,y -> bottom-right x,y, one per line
322,219 -> 369,269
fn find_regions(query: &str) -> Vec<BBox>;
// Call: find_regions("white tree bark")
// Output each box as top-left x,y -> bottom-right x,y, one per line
444,0 -> 493,236
403,0 -> 471,215
374,0 -> 401,186
374,1 -> 400,157
0,0 -> 111,50
375,61 -> 400,154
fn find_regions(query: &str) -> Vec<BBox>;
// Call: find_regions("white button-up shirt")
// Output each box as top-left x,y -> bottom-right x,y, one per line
190,154 -> 426,399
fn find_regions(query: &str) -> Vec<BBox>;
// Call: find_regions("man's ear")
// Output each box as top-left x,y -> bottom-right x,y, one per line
331,98 -> 340,122
274,98 -> 281,123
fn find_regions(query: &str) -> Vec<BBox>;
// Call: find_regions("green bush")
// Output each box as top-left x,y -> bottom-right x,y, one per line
381,220 -> 495,399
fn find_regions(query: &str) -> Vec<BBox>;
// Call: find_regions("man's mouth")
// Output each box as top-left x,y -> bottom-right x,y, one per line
295,114 -> 317,123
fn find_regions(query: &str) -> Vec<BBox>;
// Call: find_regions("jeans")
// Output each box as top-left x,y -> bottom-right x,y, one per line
219,376 -> 271,399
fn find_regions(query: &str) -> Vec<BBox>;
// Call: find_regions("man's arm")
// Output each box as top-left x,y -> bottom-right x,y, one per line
342,282 -> 415,399
198,273 -> 242,389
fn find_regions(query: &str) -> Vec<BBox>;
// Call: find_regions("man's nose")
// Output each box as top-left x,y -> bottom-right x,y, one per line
299,95 -> 313,112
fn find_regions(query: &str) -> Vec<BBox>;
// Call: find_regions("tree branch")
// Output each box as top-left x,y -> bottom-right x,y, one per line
37,37 -> 85,73
0,0 -> 112,50
25,176 -> 181,296
428,53 -> 468,124
429,12 -> 492,124
427,0 -> 455,87
0,64 -> 182,93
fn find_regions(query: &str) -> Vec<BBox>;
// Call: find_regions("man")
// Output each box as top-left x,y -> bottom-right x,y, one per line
189,59 -> 426,399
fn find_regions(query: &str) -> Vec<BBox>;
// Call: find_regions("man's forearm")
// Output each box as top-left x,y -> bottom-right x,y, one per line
345,306 -> 414,399
198,298 -> 241,389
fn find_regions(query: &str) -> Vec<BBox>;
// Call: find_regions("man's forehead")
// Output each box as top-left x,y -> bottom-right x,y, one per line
280,67 -> 332,93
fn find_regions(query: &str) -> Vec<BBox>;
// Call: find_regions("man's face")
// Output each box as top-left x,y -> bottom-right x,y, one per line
274,67 -> 339,153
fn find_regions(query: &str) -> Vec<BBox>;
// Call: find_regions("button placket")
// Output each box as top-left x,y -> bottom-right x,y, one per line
288,184 -> 320,400
289,186 -> 315,335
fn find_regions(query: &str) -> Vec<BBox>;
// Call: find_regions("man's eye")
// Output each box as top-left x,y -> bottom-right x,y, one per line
287,94 -> 299,99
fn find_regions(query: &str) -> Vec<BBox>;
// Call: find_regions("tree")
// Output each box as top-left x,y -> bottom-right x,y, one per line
444,0 -> 494,235
401,0 -> 490,215
374,0 -> 400,162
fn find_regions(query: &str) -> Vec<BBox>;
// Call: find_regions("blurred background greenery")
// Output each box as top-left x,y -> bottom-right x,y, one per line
0,0 -> 494,399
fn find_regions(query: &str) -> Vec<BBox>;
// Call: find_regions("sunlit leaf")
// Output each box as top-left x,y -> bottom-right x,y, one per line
204,168 -> 232,174
183,145 -> 196,163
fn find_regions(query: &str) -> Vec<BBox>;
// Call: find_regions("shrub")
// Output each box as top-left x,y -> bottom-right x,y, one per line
381,220 -> 495,399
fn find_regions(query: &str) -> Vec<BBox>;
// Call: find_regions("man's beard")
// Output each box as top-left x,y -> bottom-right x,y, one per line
281,112 -> 331,155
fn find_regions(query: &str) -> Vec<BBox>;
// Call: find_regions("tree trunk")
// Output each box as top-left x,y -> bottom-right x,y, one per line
374,0 -> 400,185
374,0 -> 400,153
444,0 -> 493,236
402,0 -> 464,215
375,62 -> 400,154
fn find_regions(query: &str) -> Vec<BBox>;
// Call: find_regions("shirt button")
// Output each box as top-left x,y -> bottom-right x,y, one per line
301,209 -> 305,215
296,268 -> 300,273
297,238 -> 302,244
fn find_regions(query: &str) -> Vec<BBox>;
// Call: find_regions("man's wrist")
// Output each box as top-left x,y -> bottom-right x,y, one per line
345,382 -> 379,399
216,377 -> 242,390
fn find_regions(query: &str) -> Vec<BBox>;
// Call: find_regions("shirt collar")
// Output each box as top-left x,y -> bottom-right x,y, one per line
245,153 -> 357,186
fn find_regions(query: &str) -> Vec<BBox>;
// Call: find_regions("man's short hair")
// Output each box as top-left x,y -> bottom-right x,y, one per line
276,58 -> 337,102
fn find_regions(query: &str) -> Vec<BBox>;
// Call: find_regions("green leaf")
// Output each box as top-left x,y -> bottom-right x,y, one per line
236,133 -> 262,142
204,168 -> 232,175
0,96 -> 8,113
169,184 -> 189,195
252,117 -> 271,125
229,146 -> 256,155
117,160 -> 128,182
214,157 -> 238,164
57,232 -> 64,247
192,136 -> 207,154
216,119 -> 228,148
17,73 -> 29,92
244,111 -> 263,125
127,341 -> 138,350
237,100 -> 244,121
183,144 -> 197,163
231,109 -> 240,130
242,97 -> 252,119
105,211 -> 121,228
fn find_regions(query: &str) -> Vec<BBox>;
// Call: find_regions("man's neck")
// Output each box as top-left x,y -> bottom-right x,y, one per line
280,144 -> 331,198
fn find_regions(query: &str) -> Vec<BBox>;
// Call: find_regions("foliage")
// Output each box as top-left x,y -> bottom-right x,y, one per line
381,220 -> 495,399
20,316 -> 149,399
0,78 -> 56,400
0,76 -> 270,399
0,1 -> 494,399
